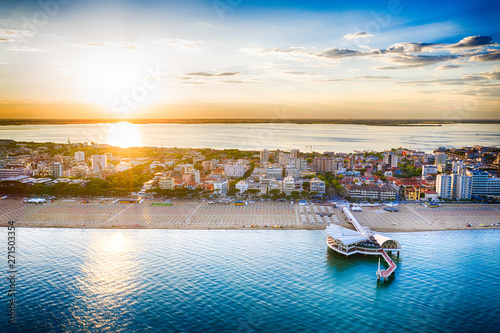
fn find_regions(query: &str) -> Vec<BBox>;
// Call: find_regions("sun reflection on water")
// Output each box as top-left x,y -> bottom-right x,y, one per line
76,231 -> 140,326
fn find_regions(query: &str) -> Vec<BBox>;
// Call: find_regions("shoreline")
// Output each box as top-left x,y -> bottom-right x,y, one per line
1,199 -> 498,233
3,225 -> 499,232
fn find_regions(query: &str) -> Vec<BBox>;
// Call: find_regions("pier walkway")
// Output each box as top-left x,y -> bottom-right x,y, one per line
377,249 -> 397,281
340,207 -> 399,281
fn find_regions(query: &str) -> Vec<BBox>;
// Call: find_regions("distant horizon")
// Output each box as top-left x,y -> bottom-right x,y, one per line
1,118 -> 500,124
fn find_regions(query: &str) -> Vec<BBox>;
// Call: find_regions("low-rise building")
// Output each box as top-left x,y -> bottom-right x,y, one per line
404,186 -> 421,201
159,177 -> 176,190
346,184 -> 397,201
310,178 -> 326,194
0,168 -> 31,179
235,180 -> 249,193
265,167 -> 282,179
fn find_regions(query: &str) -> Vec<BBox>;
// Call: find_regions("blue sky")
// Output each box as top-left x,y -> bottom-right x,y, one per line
0,0 -> 499,119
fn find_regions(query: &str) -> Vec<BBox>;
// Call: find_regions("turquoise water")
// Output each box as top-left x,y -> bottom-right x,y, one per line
1,123 -> 499,152
1,228 -> 499,332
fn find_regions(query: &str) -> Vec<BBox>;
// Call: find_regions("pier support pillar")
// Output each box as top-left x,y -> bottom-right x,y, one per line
397,251 -> 400,258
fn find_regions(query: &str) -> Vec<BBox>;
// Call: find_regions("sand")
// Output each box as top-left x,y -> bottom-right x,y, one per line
1,198 -> 499,232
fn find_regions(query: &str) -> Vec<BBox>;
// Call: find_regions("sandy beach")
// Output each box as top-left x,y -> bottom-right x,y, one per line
1,198 -> 499,232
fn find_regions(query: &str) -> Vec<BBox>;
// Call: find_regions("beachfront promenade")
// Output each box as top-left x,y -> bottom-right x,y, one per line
1,198 -> 499,231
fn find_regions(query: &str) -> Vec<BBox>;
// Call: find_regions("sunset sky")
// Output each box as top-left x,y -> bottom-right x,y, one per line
0,0 -> 499,119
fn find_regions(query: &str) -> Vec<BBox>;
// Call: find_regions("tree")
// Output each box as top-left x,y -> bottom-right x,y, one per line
269,189 -> 282,200
302,181 -> 310,191
247,189 -> 260,197
291,191 -> 301,200
228,188 -> 240,196
243,162 -> 255,178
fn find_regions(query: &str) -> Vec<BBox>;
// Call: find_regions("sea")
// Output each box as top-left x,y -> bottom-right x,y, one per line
1,228 -> 499,332
0,122 -> 499,152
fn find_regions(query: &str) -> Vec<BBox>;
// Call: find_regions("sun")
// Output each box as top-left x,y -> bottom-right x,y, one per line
77,46 -> 146,109
107,122 -> 142,148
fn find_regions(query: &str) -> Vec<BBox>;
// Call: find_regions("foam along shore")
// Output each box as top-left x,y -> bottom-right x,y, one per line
0,198 -> 499,231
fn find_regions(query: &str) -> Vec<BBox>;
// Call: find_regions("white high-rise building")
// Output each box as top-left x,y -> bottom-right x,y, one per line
50,162 -> 63,178
75,151 -> 85,162
452,161 -> 465,174
260,149 -> 269,164
190,170 -> 201,183
91,155 -> 108,172
436,174 -> 453,199
437,173 -> 473,200
290,149 -> 300,159
214,180 -> 229,196
224,163 -> 246,178
452,174 -> 472,200
422,165 -> 438,176
282,176 -> 295,195
383,153 -> 399,168
466,170 -> 500,196
277,152 -> 292,166
434,153 -> 447,166
285,167 -> 300,180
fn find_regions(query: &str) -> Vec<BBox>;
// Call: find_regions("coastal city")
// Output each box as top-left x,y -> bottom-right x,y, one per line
1,139 -> 499,204
0,139 -> 499,233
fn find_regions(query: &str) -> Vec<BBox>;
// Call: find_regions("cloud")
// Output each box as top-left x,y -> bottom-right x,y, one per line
436,65 -> 463,70
398,74 -> 485,86
312,76 -> 392,82
9,46 -> 44,52
283,71 -> 318,75
343,32 -> 373,39
157,39 -> 203,49
243,36 -> 496,65
0,28 -> 34,43
374,66 -> 407,70
66,42 -> 136,49
352,76 -> 391,80
477,70 -> 500,80
218,80 -> 245,84
378,54 -> 459,70
184,72 -> 240,77
316,47 -> 368,59
386,42 -> 442,53
386,36 -> 495,53
452,36 -> 495,48
119,43 -> 136,50
470,50 -> 500,62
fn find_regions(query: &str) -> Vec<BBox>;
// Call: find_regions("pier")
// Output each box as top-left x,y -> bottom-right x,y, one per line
376,249 -> 397,282
326,207 -> 401,281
